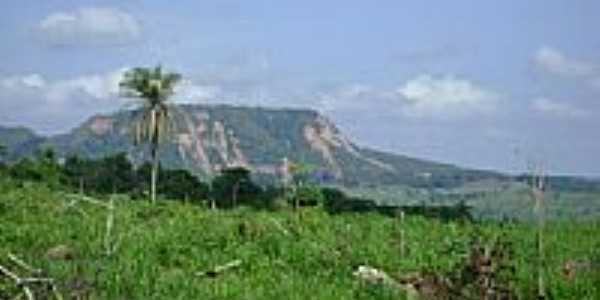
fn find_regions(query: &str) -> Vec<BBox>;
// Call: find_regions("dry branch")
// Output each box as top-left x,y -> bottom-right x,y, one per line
64,194 -> 112,209
0,254 -> 63,300
196,260 -> 243,278
8,254 -> 42,275
61,193 -> 120,256
0,263 -> 20,282
104,196 -> 116,256
268,218 -> 290,236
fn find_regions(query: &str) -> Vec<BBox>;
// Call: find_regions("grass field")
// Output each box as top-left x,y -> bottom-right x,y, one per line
1,181 -> 599,299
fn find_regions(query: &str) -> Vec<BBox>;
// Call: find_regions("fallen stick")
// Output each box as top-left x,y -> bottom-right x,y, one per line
8,254 -> 42,275
62,193 -> 119,256
0,255 -> 63,300
22,286 -> 34,300
64,194 -> 112,209
19,278 -> 55,284
104,196 -> 115,256
0,264 -> 34,300
268,218 -> 290,236
196,259 -> 243,277
0,263 -> 20,282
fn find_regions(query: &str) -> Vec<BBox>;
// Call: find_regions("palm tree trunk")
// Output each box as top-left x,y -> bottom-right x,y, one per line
150,108 -> 159,204
151,142 -> 158,204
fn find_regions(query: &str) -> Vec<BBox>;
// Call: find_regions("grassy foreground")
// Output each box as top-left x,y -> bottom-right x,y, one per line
1,183 -> 599,299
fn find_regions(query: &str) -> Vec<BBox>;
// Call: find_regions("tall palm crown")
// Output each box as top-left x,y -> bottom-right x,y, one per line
119,66 -> 181,203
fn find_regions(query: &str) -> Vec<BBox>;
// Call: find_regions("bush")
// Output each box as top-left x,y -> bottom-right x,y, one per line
290,185 -> 324,207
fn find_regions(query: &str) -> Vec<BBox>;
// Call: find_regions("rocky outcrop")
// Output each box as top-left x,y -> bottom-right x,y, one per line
88,117 -> 114,136
303,116 -> 394,179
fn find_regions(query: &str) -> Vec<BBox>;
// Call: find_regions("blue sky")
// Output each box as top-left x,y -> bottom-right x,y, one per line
1,1 -> 599,175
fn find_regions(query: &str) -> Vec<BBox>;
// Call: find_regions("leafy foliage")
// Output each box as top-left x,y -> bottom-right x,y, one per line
210,167 -> 262,208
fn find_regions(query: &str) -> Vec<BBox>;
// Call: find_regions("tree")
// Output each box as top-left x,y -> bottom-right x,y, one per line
63,155 -> 89,194
119,66 -> 181,203
35,147 -> 61,187
285,161 -> 317,210
99,153 -> 136,194
211,167 -> 261,208
159,169 -> 209,202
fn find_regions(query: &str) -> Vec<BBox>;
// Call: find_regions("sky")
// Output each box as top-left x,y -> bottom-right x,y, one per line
1,1 -> 599,175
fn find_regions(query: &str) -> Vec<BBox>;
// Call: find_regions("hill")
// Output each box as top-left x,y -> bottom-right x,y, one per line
0,126 -> 44,161
0,104 -> 504,188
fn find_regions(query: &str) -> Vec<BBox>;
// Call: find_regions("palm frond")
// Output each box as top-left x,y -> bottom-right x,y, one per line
120,65 -> 182,147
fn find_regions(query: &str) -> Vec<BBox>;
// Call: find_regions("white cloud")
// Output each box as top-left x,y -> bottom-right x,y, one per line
316,84 -> 381,113
1,74 -> 46,90
534,46 -> 595,77
531,97 -> 588,118
39,7 -> 141,46
396,75 -> 496,118
0,69 -> 229,134
0,70 -> 129,134
314,76 -> 497,119
173,80 -> 223,104
0,70 -> 129,133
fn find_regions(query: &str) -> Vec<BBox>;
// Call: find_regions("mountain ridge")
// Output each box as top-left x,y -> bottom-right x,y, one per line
0,104 -> 504,188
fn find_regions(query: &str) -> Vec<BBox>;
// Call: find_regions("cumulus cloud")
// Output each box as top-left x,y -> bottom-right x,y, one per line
316,84 -> 382,113
0,70 -> 129,134
0,69 -> 227,134
0,69 -> 125,104
534,46 -> 596,77
315,76 -> 497,119
531,97 -> 588,118
38,7 -> 141,46
173,80 -> 222,104
395,75 -> 497,118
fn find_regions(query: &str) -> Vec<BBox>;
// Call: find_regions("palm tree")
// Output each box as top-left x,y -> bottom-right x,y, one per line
119,66 -> 181,203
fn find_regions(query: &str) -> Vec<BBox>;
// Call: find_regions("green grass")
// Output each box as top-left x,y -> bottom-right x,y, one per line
1,181 -> 599,299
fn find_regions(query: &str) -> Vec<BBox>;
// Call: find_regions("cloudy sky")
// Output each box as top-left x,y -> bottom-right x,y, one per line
1,1 -> 599,175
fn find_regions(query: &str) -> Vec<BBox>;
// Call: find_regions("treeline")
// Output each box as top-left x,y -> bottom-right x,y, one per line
0,149 -> 320,210
0,148 -> 473,220
514,174 -> 600,192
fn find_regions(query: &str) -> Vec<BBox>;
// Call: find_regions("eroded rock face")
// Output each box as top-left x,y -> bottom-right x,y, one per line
125,108 -> 392,180
212,121 -> 231,166
304,119 -> 342,178
174,111 -> 251,175
229,134 -> 249,168
89,117 -> 113,135
304,116 -> 394,179
176,112 -> 211,173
